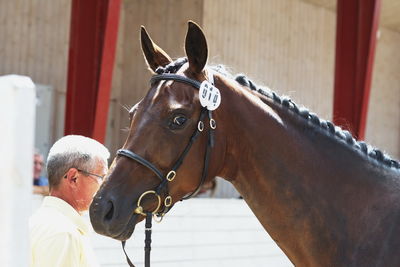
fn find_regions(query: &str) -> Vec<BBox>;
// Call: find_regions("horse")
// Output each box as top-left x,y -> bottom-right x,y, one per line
89,21 -> 400,266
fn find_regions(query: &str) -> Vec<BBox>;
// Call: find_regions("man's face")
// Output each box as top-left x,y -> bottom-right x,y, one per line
75,160 -> 108,212
33,154 -> 44,179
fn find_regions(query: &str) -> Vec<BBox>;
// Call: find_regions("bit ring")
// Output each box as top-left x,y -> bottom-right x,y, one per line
134,190 -> 161,216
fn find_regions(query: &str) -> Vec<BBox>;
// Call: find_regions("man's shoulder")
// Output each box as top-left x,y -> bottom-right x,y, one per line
30,206 -> 79,238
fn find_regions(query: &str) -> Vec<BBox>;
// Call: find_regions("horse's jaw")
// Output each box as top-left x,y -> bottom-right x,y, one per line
111,213 -> 141,241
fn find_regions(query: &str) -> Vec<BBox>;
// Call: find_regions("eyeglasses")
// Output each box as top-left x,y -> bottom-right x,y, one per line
77,169 -> 105,184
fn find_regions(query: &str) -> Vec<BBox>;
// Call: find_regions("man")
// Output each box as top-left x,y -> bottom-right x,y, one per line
30,135 -> 110,267
33,150 -> 49,195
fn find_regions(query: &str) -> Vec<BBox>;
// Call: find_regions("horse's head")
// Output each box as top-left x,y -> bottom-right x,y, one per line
90,21 -> 225,240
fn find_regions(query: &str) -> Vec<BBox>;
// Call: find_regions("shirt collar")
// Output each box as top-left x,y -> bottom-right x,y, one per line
42,196 -> 90,235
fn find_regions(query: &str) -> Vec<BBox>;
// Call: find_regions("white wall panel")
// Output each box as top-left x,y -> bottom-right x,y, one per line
31,197 -> 292,267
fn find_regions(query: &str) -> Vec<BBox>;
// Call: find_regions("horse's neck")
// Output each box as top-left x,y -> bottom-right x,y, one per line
215,78 -> 400,265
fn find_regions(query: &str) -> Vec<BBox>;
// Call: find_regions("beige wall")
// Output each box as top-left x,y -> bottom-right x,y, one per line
366,27 -> 400,158
0,0 -> 71,144
0,0 -> 70,88
0,0 -> 398,159
203,0 -> 336,119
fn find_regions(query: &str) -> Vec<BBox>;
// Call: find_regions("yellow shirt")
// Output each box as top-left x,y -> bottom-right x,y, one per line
29,196 -> 99,267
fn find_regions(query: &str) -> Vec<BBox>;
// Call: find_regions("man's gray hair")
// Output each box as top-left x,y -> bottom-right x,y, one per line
46,135 -> 110,188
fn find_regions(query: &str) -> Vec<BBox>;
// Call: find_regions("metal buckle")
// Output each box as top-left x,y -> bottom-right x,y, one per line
134,190 -> 161,216
198,121 -> 204,132
164,196 -> 172,207
210,118 -> 216,129
166,170 -> 176,181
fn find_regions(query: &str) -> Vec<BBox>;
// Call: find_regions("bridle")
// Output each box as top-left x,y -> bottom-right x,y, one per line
117,69 -> 219,267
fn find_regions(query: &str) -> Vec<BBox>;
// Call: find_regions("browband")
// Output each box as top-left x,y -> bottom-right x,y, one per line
150,74 -> 202,89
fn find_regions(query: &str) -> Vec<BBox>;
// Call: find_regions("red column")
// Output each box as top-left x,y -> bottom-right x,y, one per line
333,0 -> 381,140
65,0 -> 121,143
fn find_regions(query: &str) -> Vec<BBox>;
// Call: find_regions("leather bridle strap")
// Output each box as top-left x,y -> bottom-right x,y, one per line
117,149 -> 164,181
151,107 -> 209,216
168,110 -> 207,172
181,110 -> 214,200
144,212 -> 152,267
118,72 -> 217,267
148,73 -> 214,201
121,212 -> 153,267
150,74 -> 202,89
121,241 -> 135,267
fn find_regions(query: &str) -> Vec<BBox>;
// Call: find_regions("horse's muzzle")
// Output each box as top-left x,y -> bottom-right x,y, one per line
89,195 -> 138,241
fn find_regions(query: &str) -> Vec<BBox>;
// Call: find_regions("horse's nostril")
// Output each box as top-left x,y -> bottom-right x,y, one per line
105,201 -> 114,221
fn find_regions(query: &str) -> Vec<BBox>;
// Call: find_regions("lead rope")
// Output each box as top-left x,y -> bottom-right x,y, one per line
121,241 -> 135,267
144,212 -> 152,267
121,212 -> 153,267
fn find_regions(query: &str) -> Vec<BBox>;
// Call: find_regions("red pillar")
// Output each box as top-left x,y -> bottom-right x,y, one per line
333,0 -> 381,140
65,0 -> 121,143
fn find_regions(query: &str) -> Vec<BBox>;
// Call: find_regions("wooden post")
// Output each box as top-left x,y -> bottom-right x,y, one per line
333,0 -> 381,140
65,0 -> 121,143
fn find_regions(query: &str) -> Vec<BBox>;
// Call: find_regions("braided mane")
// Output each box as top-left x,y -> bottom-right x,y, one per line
154,58 -> 400,171
234,75 -> 400,171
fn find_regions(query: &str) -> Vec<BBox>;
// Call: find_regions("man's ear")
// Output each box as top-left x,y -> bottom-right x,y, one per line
64,168 -> 78,185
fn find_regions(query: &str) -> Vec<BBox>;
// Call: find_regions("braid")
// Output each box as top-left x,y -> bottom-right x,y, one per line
155,58 -> 188,74
234,74 -> 400,170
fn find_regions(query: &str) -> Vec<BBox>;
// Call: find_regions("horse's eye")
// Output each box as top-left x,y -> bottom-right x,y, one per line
172,116 -> 187,127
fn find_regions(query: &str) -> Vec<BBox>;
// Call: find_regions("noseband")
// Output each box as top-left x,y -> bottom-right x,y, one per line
117,71 -> 218,267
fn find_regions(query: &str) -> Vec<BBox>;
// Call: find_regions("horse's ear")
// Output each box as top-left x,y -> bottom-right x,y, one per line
140,26 -> 172,72
185,21 -> 208,74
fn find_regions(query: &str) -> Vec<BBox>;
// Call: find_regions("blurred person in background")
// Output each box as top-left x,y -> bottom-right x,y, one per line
33,150 -> 49,195
29,135 -> 110,267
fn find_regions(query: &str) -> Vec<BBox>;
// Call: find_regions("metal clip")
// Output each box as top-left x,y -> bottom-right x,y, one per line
153,214 -> 164,223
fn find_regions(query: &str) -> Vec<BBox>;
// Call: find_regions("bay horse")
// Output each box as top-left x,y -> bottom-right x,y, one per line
90,21 -> 400,266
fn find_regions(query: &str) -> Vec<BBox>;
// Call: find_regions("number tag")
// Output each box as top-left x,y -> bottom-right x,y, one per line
199,81 -> 221,111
